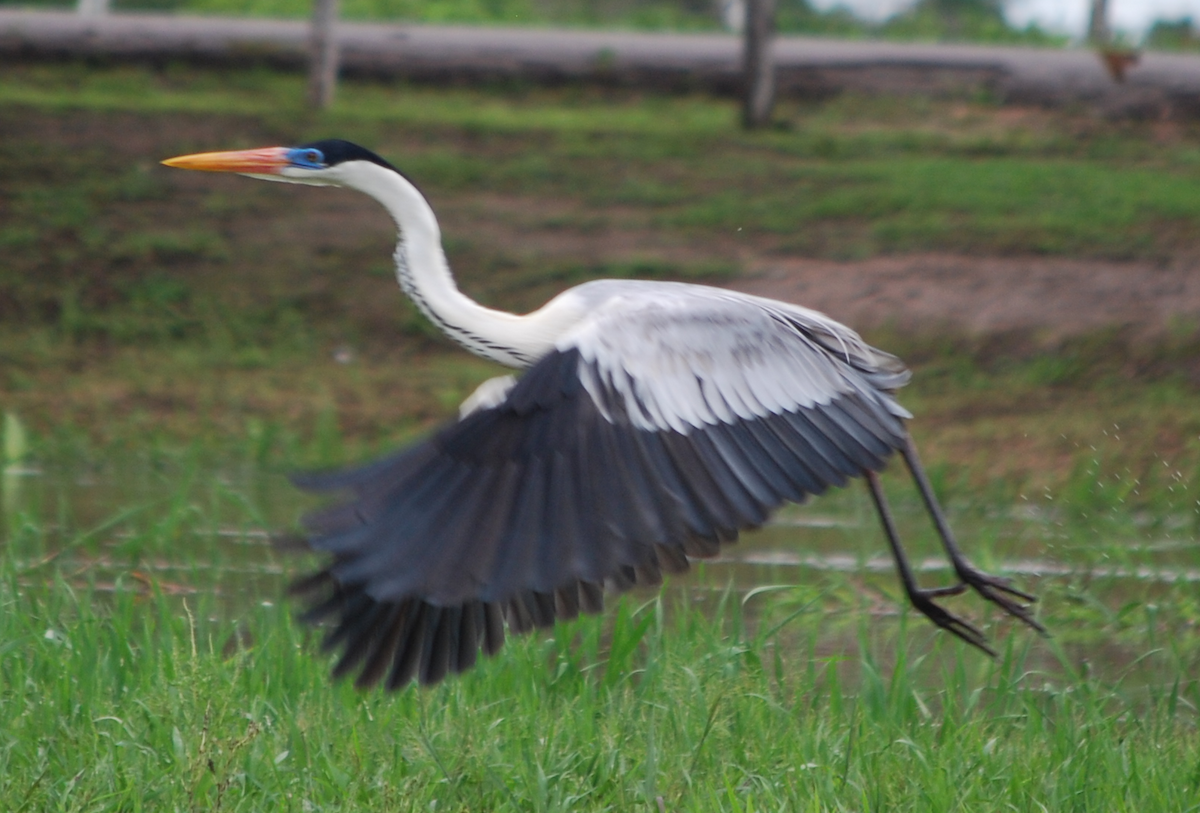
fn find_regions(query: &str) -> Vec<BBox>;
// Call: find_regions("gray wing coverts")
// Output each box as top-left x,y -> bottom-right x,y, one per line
293,296 -> 911,689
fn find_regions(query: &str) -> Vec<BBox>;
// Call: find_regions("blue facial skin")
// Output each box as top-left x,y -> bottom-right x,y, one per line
287,147 -> 326,169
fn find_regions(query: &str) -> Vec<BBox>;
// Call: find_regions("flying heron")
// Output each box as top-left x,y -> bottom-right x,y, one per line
163,139 -> 1043,689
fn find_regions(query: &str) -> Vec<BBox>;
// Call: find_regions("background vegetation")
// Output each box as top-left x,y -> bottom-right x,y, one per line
1146,16 -> 1200,52
0,0 -> 1066,43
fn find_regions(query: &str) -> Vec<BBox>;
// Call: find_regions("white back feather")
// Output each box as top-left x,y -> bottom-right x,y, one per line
558,283 -> 911,433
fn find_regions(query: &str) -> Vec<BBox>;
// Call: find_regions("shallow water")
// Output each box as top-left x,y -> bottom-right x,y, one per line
4,455 -> 1198,694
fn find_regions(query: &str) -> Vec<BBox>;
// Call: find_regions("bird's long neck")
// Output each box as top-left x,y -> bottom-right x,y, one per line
345,163 -> 566,368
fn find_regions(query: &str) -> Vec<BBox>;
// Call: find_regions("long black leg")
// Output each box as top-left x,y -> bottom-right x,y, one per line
864,470 -> 994,655
899,434 -> 1046,635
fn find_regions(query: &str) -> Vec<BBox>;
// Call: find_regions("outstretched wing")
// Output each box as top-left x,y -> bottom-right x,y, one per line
292,287 -> 912,689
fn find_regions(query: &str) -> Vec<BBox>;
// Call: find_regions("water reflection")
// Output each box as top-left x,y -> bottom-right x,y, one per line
3,457 -> 1198,696
716,550 -> 1200,584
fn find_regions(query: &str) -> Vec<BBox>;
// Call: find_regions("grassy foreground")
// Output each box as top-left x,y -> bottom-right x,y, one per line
4,481 -> 1200,812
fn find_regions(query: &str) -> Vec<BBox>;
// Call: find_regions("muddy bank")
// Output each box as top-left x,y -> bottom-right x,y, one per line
728,253 -> 1200,341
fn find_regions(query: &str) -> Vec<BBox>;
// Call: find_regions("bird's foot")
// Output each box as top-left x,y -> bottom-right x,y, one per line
906,585 -> 995,657
923,582 -> 968,598
954,563 -> 1046,635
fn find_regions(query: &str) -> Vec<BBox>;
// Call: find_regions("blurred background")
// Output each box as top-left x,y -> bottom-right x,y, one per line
4,0 -> 1200,808
2,0 -> 1200,46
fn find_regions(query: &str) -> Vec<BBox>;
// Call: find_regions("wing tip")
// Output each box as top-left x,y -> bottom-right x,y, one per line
292,573 -> 623,691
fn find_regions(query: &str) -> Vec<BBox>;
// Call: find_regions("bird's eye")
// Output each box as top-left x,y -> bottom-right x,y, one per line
289,147 -> 325,168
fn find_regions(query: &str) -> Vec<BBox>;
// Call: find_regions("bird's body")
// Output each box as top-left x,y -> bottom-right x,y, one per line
164,139 -> 1042,689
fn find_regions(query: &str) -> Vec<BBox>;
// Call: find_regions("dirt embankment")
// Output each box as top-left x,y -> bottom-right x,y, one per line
427,194 -> 1200,345
727,253 -> 1200,342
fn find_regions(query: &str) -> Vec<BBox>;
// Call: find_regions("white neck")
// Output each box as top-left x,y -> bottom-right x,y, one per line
334,161 -> 577,368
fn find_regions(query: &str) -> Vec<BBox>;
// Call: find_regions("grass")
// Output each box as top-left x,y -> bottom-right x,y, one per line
3,457 -> 1200,811
3,61 -> 1200,809
5,0 -> 729,30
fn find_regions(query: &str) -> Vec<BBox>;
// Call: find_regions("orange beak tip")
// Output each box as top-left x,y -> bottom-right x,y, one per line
160,147 -> 290,174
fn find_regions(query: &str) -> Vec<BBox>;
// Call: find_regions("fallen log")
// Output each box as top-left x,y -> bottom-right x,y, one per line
4,10 -> 1200,118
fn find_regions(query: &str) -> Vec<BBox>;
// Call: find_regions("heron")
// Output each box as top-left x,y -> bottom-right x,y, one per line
163,139 -> 1043,689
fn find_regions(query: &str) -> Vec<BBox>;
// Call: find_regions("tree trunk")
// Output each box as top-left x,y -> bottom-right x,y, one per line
308,0 -> 340,109
741,0 -> 776,129
1087,0 -> 1109,45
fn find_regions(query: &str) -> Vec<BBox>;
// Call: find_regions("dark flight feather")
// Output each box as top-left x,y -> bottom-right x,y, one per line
290,346 -> 908,688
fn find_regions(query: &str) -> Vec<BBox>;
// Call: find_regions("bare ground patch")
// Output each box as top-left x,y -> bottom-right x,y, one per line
725,253 -> 1200,341
436,194 -> 1200,341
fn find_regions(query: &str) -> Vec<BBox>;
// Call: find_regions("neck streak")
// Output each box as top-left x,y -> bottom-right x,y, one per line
339,161 -> 565,368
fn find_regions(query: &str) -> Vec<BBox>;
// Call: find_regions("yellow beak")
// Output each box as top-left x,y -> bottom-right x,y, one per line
161,147 -> 290,173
